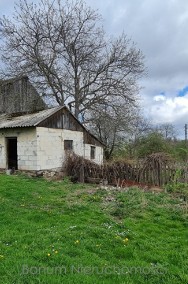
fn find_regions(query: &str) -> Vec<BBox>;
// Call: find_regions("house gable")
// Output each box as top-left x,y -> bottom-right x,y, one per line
37,107 -> 83,132
0,76 -> 46,114
36,106 -> 104,147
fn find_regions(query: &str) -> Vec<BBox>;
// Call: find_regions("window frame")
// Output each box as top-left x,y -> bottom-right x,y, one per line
64,139 -> 73,151
90,146 -> 96,159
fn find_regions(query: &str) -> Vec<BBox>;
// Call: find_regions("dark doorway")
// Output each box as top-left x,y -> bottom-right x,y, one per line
7,137 -> 18,170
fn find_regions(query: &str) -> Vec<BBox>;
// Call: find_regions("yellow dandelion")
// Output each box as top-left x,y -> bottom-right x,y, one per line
123,238 -> 129,243
47,253 -> 51,257
115,235 -> 121,239
55,250 -> 58,254
75,240 -> 80,244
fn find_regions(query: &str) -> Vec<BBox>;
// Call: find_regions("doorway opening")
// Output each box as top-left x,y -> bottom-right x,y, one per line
6,137 -> 18,170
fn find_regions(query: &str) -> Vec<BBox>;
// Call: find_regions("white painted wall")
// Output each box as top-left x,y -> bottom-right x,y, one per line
84,144 -> 103,164
0,126 -> 103,171
36,127 -> 85,170
0,128 -> 37,170
36,127 -> 63,170
0,133 -> 6,168
36,127 -> 103,169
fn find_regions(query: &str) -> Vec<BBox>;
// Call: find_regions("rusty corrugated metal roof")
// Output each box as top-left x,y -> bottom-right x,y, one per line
0,106 -> 63,129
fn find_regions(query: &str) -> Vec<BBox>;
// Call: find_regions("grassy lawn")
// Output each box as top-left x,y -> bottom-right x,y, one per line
0,174 -> 187,284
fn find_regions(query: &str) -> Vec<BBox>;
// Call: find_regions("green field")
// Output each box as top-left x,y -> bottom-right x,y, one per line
0,174 -> 187,284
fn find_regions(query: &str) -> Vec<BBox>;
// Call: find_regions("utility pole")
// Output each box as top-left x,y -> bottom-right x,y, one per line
185,124 -> 187,144
185,124 -> 188,162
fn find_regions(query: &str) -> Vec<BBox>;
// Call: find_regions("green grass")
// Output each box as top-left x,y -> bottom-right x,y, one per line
0,174 -> 187,284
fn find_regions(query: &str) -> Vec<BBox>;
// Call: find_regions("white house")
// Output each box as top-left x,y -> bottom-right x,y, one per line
0,106 -> 104,171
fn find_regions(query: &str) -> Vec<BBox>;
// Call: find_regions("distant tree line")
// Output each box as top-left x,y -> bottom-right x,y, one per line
113,122 -> 188,162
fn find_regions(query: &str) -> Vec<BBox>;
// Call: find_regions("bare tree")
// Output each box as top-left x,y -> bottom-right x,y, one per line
87,101 -> 138,159
0,0 -> 145,118
155,123 -> 177,140
129,114 -> 152,141
120,112 -> 152,158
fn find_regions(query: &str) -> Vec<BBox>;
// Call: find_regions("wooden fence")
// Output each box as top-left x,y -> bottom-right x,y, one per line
86,163 -> 188,186
65,153 -> 188,187
138,164 -> 188,186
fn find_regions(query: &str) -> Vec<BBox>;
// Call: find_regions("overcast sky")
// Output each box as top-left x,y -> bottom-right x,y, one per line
1,0 -> 188,137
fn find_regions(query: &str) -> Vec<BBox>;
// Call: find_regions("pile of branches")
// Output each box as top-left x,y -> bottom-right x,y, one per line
64,153 -> 136,183
64,153 -> 101,182
103,160 -> 137,184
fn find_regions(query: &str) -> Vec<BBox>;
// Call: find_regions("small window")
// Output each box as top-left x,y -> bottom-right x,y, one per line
90,146 -> 96,159
64,140 -> 73,150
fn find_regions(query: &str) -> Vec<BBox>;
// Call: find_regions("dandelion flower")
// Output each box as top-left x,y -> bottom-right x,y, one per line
123,238 -> 129,243
75,240 -> 80,244
47,253 -> 51,257
55,250 -> 58,254
115,235 -> 121,239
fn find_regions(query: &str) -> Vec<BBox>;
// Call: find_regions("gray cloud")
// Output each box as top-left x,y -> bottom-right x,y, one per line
86,0 -> 188,133
1,0 -> 188,133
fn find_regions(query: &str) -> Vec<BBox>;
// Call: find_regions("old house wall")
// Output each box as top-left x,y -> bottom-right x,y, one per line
36,127 -> 84,170
0,133 -> 6,168
36,127 -> 103,170
0,76 -> 46,114
84,144 -> 104,164
38,107 -> 83,131
0,127 -> 103,171
0,128 -> 37,170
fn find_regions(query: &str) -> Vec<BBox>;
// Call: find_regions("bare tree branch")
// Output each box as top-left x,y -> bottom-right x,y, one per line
0,0 -> 145,118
